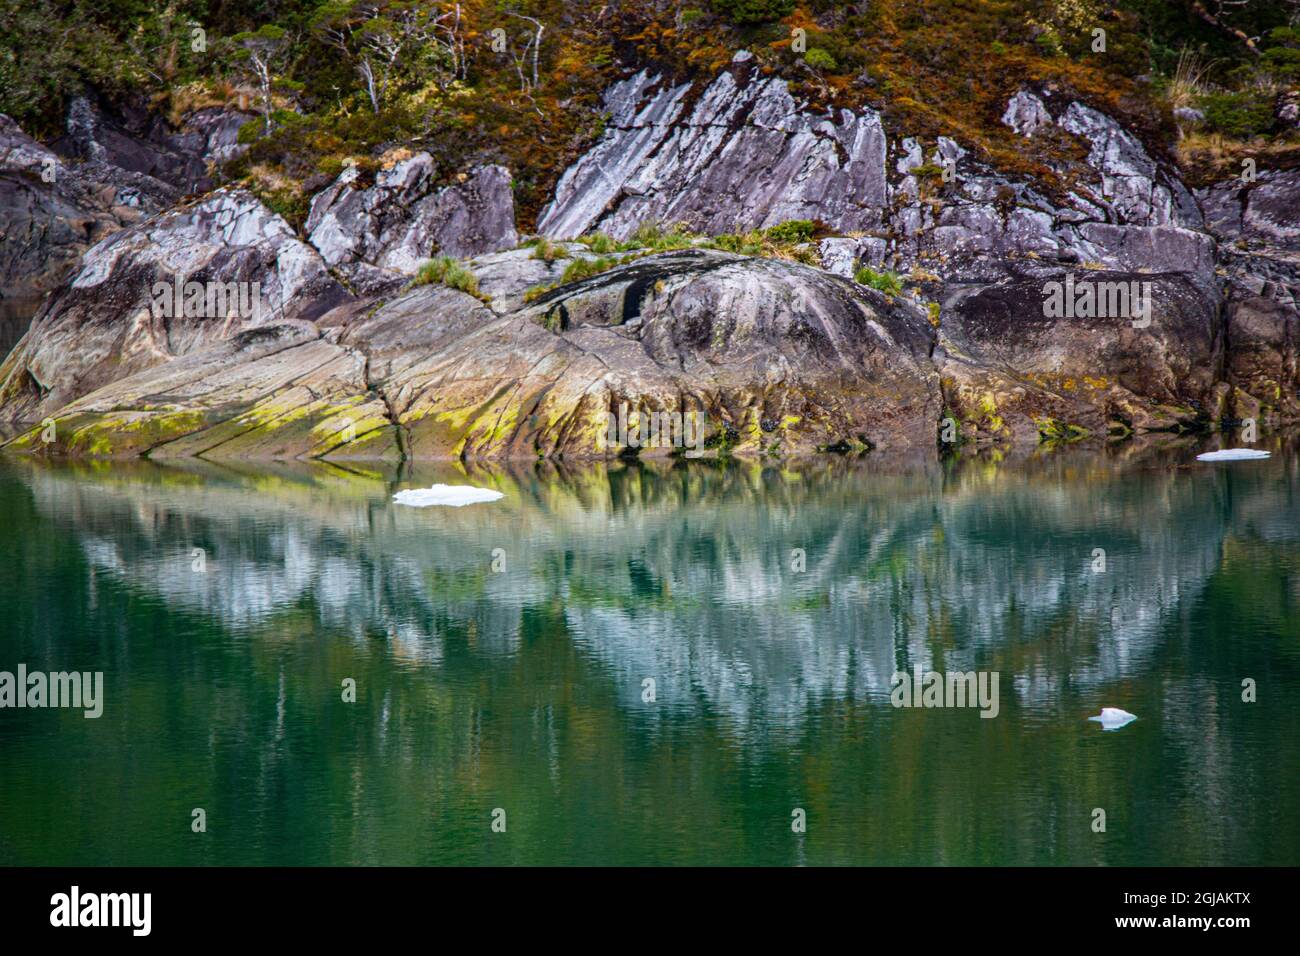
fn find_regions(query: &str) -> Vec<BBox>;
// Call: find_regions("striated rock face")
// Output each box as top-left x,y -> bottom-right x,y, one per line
1,321 -> 389,460
1,97 -> 253,304
1201,169 -> 1300,246
1055,101 -> 1202,228
0,114 -> 179,299
305,156 -> 519,286
538,54 -> 888,240
538,64 -> 1209,279
528,64 -> 1272,447
2,60 -> 1299,461
0,188 -> 350,424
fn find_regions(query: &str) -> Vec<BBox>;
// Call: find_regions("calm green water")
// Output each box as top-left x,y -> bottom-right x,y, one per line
1,437 -> 1297,866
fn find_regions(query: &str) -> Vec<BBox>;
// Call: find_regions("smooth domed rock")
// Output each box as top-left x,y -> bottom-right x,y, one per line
386,249 -> 941,460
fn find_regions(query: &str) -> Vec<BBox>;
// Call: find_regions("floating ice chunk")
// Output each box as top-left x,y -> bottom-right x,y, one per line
1196,448 -> 1271,462
392,485 -> 505,507
1088,707 -> 1137,731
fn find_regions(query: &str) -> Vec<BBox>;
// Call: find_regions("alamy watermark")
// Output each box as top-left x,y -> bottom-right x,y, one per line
50,886 -> 150,936
0,664 -> 103,718
149,276 -> 264,320
605,404 -> 706,458
1042,273 -> 1152,328
890,670 -> 1000,718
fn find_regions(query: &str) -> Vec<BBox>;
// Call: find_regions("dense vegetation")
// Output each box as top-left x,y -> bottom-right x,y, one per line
2,1 -> 1297,225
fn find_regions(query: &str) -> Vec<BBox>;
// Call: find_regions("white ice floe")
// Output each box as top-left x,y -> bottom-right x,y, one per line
1196,449 -> 1271,462
1088,707 -> 1137,731
392,485 -> 505,507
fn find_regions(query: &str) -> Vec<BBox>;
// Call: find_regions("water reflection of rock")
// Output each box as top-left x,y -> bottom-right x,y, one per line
14,438 -> 1287,728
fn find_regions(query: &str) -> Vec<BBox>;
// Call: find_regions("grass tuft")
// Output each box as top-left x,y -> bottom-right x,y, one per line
412,256 -> 486,300
854,266 -> 904,297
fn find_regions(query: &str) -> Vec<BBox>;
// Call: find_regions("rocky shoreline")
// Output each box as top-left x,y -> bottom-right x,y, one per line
1,55 -> 1296,461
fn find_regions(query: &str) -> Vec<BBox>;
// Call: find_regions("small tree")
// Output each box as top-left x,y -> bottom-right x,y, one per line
505,11 -> 544,92
228,24 -> 290,135
314,1 -> 467,112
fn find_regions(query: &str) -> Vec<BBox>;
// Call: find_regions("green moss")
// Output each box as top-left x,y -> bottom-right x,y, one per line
702,421 -> 741,454
3,424 -> 47,452
48,409 -> 212,457
762,220 -> 816,243
708,221 -> 819,264
308,402 -> 390,453
418,386 -> 518,457
1035,418 -> 1090,443
237,395 -> 316,431
739,409 -> 764,450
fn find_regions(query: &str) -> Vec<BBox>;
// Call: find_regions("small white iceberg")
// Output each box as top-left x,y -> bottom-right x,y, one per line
1088,707 -> 1137,731
1196,448 -> 1271,462
392,484 -> 504,508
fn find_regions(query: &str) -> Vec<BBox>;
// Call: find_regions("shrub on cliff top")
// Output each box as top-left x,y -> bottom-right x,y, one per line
577,232 -> 624,254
